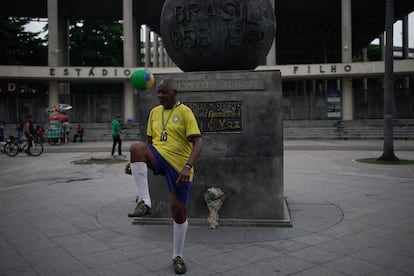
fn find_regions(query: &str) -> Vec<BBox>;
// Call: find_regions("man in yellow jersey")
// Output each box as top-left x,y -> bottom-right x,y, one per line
125,79 -> 202,274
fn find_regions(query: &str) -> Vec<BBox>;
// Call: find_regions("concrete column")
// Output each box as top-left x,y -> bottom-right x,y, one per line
47,0 -> 60,106
48,0 -> 59,67
123,0 -> 137,121
402,15 -> 409,59
341,0 -> 353,120
362,49 -> 368,62
160,41 -> 165,67
144,26 -> 151,67
379,34 -> 385,61
311,80 -> 316,120
362,48 -> 368,102
363,50 -> 369,103
48,81 -> 59,105
123,0 -> 137,67
402,16 -> 410,93
47,0 -> 69,106
59,18 -> 70,106
342,79 -> 353,120
137,26 -> 142,66
153,33 -> 159,67
266,0 -> 276,65
124,81 -> 135,122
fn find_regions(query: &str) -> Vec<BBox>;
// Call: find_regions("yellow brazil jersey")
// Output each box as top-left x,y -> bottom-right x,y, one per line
147,102 -> 201,180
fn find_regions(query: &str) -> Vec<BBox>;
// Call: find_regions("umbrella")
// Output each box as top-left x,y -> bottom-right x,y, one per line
46,103 -> 72,113
48,113 -> 69,121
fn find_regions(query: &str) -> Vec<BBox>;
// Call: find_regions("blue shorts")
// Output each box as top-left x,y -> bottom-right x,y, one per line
147,144 -> 191,206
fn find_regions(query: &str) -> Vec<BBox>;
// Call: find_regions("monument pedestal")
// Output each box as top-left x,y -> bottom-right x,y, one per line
136,70 -> 290,226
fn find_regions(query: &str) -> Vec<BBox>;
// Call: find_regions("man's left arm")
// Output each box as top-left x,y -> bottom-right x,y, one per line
177,136 -> 202,183
186,136 -> 202,167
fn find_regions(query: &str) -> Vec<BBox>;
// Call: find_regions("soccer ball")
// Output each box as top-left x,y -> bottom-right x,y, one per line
130,68 -> 155,91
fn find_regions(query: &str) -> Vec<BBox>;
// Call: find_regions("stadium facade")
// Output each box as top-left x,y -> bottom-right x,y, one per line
0,0 -> 414,125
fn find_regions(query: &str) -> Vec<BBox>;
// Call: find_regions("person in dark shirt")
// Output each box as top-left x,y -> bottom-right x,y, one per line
24,115 -> 35,155
16,119 -> 24,143
74,125 -> 84,143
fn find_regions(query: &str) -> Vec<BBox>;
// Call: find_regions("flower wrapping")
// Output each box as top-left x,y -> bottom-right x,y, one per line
203,187 -> 225,228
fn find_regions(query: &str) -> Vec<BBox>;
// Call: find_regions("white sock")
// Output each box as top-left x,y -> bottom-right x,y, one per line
173,220 -> 188,259
130,162 -> 151,208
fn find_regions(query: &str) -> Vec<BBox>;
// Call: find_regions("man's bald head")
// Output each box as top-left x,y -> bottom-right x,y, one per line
158,79 -> 177,94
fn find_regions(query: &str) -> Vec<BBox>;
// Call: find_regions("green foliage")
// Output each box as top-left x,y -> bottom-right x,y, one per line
0,17 -> 124,66
353,44 -> 382,62
203,187 -> 224,203
366,44 -> 382,61
0,17 -> 47,65
69,20 -> 123,66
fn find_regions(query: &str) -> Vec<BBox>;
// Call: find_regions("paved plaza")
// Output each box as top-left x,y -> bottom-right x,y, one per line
0,140 -> 414,275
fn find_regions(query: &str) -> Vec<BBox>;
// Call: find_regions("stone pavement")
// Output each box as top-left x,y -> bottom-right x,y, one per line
0,140 -> 414,275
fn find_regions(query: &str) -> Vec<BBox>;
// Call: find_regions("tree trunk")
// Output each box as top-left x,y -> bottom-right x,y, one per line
379,0 -> 399,161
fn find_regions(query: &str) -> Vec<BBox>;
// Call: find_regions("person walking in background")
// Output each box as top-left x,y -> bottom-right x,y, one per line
125,79 -> 202,274
73,124 -> 84,143
16,118 -> 24,143
111,114 -> 124,158
0,120 -> 4,142
62,119 -> 71,144
36,125 -> 45,143
24,115 -> 35,155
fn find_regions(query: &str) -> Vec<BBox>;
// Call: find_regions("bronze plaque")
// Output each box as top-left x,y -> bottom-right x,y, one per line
185,101 -> 242,133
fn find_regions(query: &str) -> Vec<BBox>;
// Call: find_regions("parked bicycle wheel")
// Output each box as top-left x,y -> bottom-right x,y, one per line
3,141 -> 19,157
30,139 -> 44,156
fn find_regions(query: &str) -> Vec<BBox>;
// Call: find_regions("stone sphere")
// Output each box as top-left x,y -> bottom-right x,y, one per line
160,0 -> 276,72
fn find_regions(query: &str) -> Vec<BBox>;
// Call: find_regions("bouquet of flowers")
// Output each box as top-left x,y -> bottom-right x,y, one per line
203,187 -> 225,229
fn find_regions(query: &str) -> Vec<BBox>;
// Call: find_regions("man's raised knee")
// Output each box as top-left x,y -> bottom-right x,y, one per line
130,141 -> 145,153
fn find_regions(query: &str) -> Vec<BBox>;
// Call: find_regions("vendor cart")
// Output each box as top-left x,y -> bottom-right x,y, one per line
46,104 -> 71,146
47,125 -> 63,145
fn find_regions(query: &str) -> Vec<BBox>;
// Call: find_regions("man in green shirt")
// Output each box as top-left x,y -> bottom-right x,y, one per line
111,114 -> 123,157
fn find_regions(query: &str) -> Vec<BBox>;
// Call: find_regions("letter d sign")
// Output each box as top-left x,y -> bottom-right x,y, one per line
7,83 -> 17,93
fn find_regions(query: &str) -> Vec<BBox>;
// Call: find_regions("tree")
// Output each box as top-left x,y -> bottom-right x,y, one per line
353,44 -> 382,62
0,17 -> 47,65
378,0 -> 399,162
69,20 -> 123,66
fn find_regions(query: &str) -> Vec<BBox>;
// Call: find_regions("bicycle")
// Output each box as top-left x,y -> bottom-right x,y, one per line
3,135 -> 44,157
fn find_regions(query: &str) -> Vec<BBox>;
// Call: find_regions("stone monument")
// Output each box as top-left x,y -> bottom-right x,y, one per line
136,70 -> 288,226
134,0 -> 289,226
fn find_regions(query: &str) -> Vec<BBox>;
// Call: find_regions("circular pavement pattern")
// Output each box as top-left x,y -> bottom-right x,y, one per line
96,198 -> 344,244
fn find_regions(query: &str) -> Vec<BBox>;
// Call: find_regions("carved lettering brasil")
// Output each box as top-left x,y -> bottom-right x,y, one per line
185,101 -> 242,133
160,0 -> 276,71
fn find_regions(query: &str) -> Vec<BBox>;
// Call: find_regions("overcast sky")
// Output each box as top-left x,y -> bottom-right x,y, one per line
25,12 -> 414,48
391,13 -> 414,47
